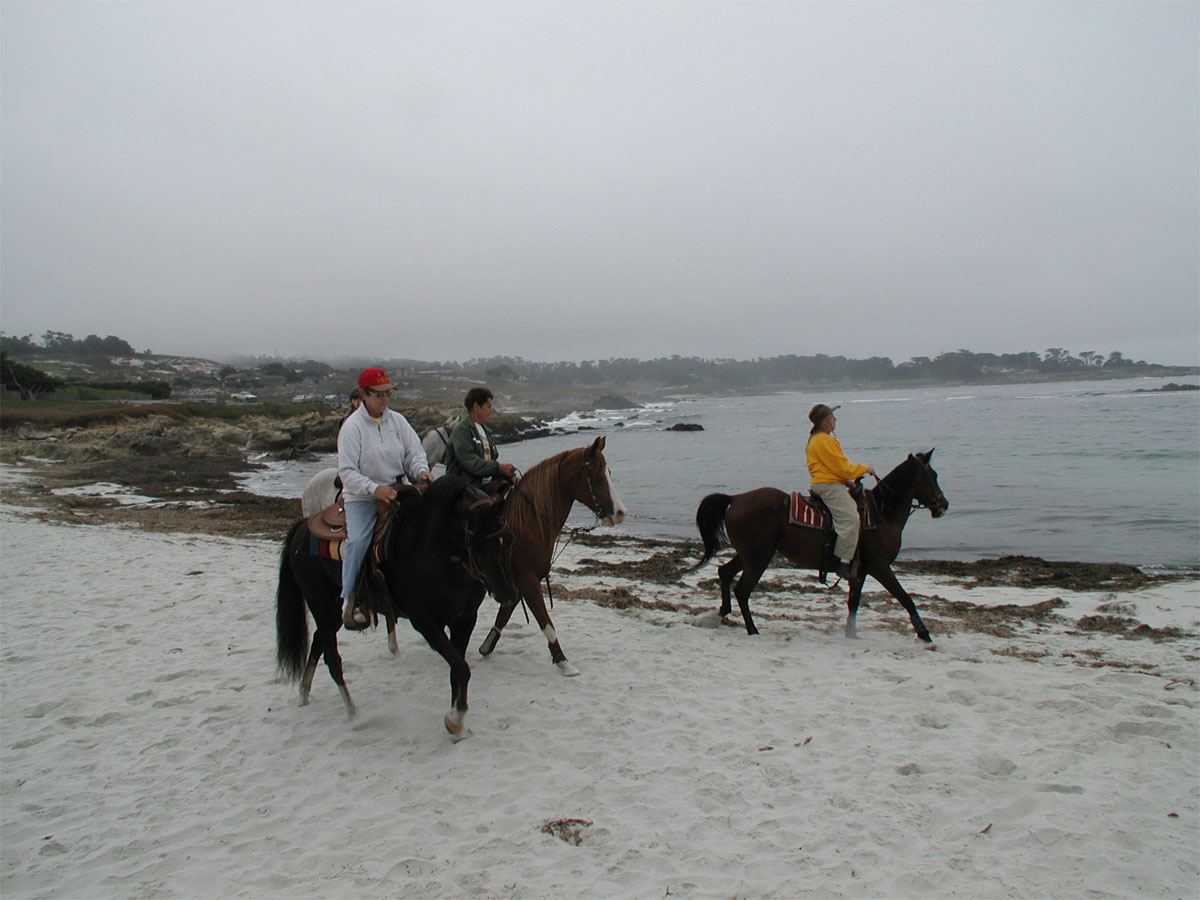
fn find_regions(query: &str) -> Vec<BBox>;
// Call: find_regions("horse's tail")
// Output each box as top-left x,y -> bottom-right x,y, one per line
692,493 -> 733,570
275,519 -> 310,682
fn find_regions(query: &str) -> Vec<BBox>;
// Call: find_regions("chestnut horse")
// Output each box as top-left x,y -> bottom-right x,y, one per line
477,436 -> 626,676
694,450 -> 948,644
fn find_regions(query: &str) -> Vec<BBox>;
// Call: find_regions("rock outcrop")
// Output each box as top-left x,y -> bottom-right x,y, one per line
0,408 -> 550,467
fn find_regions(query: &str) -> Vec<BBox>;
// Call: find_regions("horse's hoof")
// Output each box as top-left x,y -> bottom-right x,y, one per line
479,627 -> 501,656
444,710 -> 465,734
556,660 -> 581,677
923,642 -> 938,652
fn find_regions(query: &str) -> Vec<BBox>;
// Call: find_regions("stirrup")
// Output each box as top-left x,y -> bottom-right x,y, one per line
341,603 -> 369,631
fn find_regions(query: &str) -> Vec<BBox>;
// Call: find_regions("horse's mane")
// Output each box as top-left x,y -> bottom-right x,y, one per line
506,448 -> 576,537
871,454 -> 920,517
392,476 -> 475,550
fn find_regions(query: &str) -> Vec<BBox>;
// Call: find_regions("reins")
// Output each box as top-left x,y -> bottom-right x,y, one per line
874,460 -> 937,515
499,450 -> 614,615
458,496 -> 512,586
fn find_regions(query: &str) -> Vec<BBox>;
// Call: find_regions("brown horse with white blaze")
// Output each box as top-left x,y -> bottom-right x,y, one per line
694,450 -> 948,645
477,436 -> 626,675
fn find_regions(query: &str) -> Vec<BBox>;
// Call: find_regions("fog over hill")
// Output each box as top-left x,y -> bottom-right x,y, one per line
3,329 -> 1196,410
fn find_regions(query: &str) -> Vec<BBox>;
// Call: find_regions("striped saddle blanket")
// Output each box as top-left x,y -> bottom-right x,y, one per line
308,534 -> 345,560
789,492 -> 875,530
790,493 -> 827,528
304,494 -> 411,563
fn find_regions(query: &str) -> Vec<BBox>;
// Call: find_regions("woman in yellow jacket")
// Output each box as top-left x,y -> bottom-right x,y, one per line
806,403 -> 875,580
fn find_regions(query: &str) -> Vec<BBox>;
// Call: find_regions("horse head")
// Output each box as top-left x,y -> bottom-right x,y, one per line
460,485 -> 519,606
909,449 -> 949,518
578,436 -> 627,527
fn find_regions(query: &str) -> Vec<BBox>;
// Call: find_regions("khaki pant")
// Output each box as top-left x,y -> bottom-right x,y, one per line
811,481 -> 860,561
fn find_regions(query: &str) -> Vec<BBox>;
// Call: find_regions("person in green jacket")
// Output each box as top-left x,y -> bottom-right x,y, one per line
445,387 -> 519,485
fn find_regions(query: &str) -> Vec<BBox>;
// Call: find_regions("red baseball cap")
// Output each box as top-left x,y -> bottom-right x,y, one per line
358,367 -> 392,391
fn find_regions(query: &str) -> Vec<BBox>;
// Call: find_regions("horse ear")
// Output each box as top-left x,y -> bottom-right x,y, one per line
585,435 -> 605,458
927,448 -> 935,459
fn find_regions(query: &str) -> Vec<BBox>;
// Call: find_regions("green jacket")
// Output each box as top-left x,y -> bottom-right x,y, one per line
445,416 -> 501,480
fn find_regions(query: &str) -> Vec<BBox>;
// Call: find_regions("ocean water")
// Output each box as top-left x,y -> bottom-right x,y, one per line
239,376 -> 1200,570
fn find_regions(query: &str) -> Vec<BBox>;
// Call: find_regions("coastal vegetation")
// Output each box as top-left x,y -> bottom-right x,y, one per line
2,331 -> 1195,415
442,346 -> 1192,388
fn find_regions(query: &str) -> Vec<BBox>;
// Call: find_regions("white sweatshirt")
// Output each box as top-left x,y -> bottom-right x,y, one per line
337,406 -> 430,501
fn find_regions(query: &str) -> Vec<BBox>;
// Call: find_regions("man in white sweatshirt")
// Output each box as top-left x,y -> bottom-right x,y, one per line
337,366 -> 433,628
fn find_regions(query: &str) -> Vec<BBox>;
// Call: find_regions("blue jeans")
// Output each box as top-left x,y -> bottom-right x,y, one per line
340,498 -> 378,601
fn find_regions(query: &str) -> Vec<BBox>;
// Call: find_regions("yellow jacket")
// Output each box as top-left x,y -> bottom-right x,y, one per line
806,431 -> 869,484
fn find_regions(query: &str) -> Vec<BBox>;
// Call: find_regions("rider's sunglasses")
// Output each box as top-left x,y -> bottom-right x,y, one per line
364,387 -> 392,398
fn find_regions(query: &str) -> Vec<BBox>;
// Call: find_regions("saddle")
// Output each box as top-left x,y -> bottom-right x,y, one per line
305,483 -> 422,543
789,484 -> 876,584
306,483 -> 424,629
788,487 -> 876,531
306,501 -> 347,541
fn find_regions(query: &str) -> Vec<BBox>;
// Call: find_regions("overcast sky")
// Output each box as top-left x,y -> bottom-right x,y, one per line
2,1 -> 1196,366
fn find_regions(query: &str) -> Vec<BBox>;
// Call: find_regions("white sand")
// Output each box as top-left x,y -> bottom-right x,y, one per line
2,478 -> 1198,899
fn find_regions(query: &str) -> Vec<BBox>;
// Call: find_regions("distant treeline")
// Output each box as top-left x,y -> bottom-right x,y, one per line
441,348 -> 1188,388
2,329 -> 1193,398
0,353 -> 172,401
1,331 -> 142,357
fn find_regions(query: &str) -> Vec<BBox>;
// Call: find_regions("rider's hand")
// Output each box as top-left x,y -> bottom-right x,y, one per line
374,484 -> 397,502
416,471 -> 434,485
866,466 -> 876,477
498,463 -> 518,480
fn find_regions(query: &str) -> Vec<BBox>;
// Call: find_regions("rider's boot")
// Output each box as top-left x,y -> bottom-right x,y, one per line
341,592 -> 368,630
834,557 -> 860,581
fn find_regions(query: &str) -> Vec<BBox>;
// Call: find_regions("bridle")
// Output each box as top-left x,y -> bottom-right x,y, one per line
498,450 -> 615,603
460,497 -> 513,587
578,455 -> 613,522
874,459 -> 946,514
506,449 -> 613,530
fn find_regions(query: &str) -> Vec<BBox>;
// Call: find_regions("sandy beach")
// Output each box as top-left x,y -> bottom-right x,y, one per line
1,459 -> 1198,899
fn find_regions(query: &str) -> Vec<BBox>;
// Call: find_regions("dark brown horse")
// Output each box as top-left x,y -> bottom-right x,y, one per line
276,476 -> 516,733
694,451 -> 948,644
476,436 -> 626,676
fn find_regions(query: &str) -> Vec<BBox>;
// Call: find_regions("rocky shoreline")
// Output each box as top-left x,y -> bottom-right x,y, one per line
0,404 -> 562,533
2,408 -> 1191,597
0,411 -> 343,539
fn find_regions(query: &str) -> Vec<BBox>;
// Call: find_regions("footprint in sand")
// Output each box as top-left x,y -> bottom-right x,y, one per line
978,753 -> 1017,776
